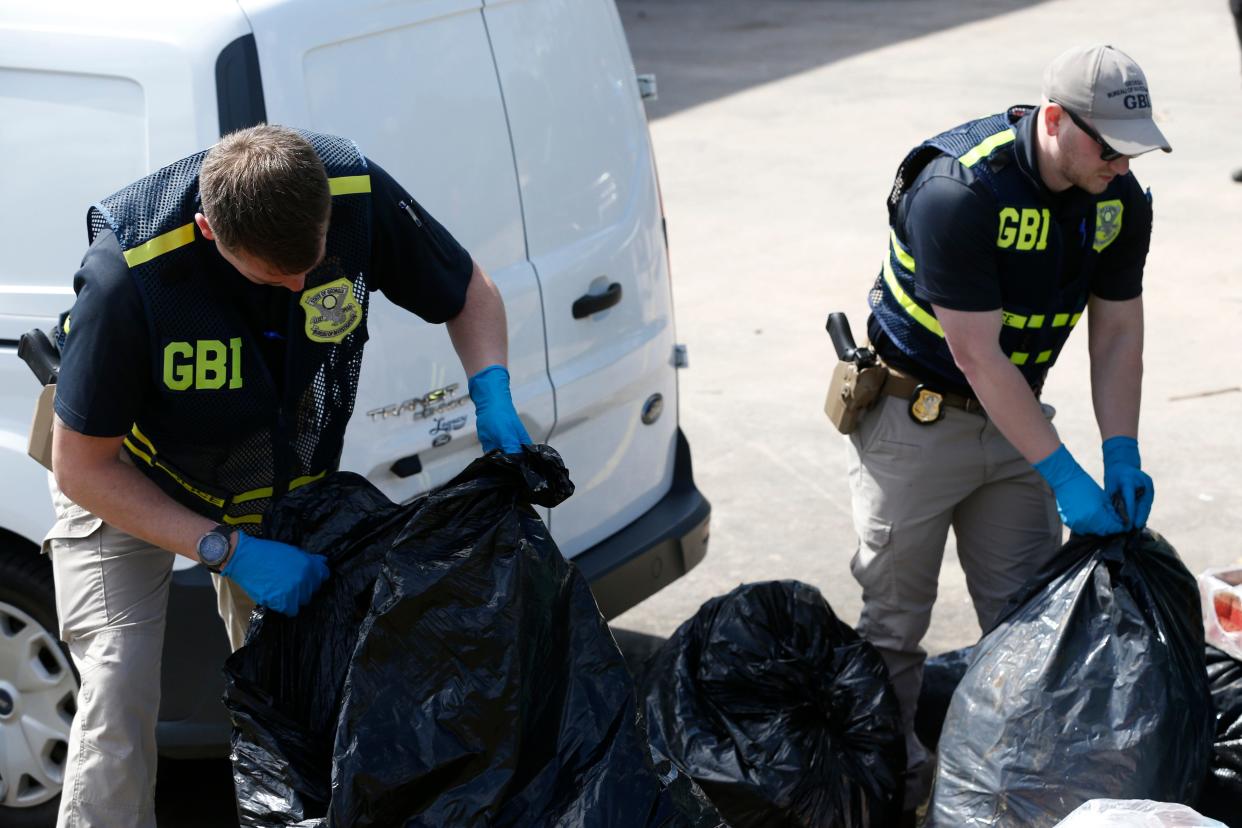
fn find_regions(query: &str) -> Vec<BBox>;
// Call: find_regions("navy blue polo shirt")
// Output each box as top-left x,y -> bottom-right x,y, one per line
56,160 -> 474,437
869,109 -> 1152,396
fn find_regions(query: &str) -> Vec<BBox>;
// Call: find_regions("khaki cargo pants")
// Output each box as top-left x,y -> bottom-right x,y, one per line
845,396 -> 1062,776
43,473 -> 255,828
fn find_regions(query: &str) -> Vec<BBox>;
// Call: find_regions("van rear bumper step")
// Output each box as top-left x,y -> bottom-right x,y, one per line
572,427 -> 711,620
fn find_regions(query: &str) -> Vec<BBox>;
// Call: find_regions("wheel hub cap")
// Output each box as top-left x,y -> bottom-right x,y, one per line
0,600 -> 77,809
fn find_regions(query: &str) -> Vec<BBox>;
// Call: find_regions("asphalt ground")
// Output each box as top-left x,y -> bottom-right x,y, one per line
157,0 -> 1242,822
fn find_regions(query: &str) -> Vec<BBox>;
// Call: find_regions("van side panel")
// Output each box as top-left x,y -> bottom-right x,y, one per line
482,0 -> 678,557
241,0 -> 556,507
0,6 -> 251,545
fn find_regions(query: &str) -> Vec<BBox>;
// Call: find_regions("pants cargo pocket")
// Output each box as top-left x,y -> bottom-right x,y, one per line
47,525 -> 106,642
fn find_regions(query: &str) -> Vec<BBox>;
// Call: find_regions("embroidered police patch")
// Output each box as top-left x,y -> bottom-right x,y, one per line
300,276 -> 362,343
1093,199 -> 1124,252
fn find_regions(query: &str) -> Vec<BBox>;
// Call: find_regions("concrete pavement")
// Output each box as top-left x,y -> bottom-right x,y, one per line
612,0 -> 1242,655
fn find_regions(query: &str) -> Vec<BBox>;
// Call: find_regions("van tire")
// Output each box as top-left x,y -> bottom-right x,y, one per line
0,545 -> 75,828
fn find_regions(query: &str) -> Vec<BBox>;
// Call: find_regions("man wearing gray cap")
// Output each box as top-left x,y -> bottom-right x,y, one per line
840,44 -> 1170,811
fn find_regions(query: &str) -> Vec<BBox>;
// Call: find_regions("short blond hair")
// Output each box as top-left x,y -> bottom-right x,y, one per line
199,125 -> 331,274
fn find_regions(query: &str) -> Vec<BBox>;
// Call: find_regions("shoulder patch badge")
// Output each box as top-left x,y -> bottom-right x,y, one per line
1093,199 -> 1124,253
300,277 -> 362,344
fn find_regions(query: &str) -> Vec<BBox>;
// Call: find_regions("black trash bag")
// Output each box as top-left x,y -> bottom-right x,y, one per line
225,474 -> 411,825
927,530 -> 1215,828
913,646 -> 973,755
641,580 -> 906,828
224,446 -> 725,828
1197,646 -> 1242,828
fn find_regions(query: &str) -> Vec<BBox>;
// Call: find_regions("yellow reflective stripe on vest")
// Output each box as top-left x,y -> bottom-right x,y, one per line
1002,311 -> 1027,329
123,223 -> 196,268
329,174 -> 371,196
1009,350 -> 1054,365
889,230 -> 916,271
882,254 -> 944,338
123,433 -> 227,508
231,471 -> 328,505
120,175 -> 370,268
957,129 -> 1015,168
129,423 -> 157,455
126,425 -> 325,513
222,514 -> 264,526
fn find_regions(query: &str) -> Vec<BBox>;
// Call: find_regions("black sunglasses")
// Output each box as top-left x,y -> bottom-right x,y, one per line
1054,103 -> 1125,162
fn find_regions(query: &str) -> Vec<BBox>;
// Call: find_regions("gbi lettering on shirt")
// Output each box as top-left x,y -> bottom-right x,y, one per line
996,207 -> 1051,251
163,338 -> 243,391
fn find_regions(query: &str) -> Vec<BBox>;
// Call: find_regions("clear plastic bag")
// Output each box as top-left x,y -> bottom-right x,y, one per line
1199,567 -> 1242,661
1054,799 -> 1227,827
928,530 -> 1215,827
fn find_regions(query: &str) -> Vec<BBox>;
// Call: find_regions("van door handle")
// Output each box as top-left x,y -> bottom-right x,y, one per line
572,282 -> 622,319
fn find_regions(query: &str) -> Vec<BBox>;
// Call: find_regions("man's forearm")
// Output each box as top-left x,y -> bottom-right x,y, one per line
1089,306 -> 1143,442
53,426 -> 218,560
935,304 -> 1061,464
446,261 -> 508,376
958,352 -> 1061,463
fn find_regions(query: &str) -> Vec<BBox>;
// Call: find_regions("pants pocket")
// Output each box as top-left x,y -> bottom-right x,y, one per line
49,529 -> 107,642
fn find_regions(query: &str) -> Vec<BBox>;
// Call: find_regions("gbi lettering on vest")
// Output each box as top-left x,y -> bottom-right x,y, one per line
163,339 -> 243,390
996,207 -> 1051,251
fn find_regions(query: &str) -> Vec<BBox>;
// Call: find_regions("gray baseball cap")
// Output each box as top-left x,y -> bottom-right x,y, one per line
1042,44 -> 1171,157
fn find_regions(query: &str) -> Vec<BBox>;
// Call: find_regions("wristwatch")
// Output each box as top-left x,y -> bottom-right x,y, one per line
196,524 -> 235,574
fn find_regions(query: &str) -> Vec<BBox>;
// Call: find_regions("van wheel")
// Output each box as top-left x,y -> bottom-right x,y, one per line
0,548 -> 77,827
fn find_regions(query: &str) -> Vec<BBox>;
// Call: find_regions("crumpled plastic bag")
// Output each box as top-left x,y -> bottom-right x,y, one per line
927,529 -> 1215,828
1197,646 -> 1242,828
223,445 -> 724,827
914,646 -> 973,754
1053,799 -> 1228,827
641,580 -> 906,827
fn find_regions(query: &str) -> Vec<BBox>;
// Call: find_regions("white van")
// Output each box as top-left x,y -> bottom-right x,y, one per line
0,0 -> 710,821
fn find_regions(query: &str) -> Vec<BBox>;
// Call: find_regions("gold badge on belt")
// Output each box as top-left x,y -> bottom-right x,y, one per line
909,385 -> 944,425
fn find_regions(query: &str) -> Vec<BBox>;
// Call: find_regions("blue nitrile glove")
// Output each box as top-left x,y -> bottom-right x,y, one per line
222,532 -> 329,616
468,364 -> 532,454
1102,435 -> 1154,529
1033,444 -> 1126,536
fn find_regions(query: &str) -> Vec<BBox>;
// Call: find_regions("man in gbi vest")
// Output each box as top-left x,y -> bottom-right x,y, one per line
45,125 -> 532,827
842,45 -> 1170,809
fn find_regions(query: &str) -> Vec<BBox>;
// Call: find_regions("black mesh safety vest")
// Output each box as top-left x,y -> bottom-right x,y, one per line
868,106 -> 1131,391
86,131 -> 372,535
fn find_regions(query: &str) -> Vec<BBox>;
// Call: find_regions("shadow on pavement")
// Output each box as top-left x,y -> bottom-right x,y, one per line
156,756 -> 238,827
612,626 -> 670,688
617,0 -> 1054,120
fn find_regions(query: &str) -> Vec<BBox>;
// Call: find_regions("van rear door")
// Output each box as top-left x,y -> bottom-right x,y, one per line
482,0 -> 680,557
238,0 -> 556,507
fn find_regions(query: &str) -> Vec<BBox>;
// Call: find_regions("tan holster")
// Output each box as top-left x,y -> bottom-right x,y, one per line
28,384 -> 56,471
824,358 -> 889,434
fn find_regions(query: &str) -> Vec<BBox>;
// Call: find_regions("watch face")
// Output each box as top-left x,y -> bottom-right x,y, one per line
198,531 -> 229,566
